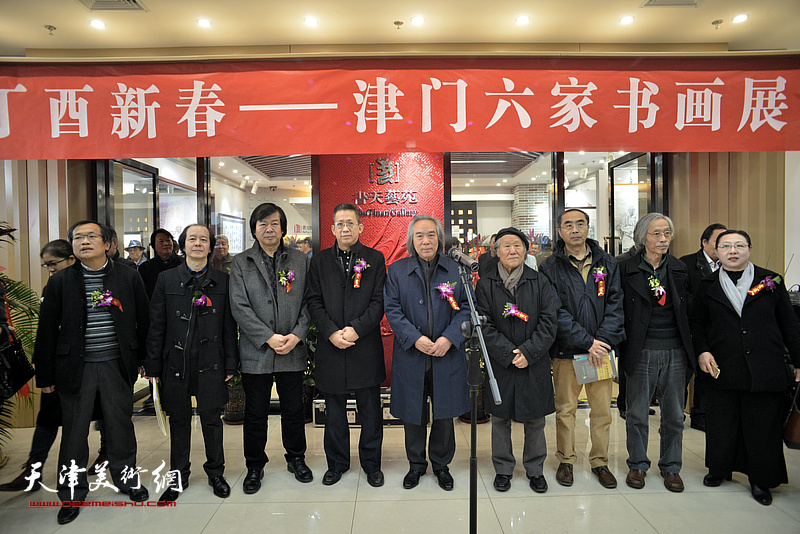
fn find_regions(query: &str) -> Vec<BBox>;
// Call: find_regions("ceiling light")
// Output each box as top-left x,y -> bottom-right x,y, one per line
469,179 -> 474,182
218,161 -> 225,167
411,16 -> 424,26
451,160 -> 506,164
496,183 -> 501,186
502,179 -> 508,183
232,169 -> 238,173
618,150 -> 625,155
465,183 -> 470,187
239,178 -> 248,189
251,182 -> 259,195
305,16 -> 318,27
579,150 -> 585,155
573,171 -> 579,175
564,159 -> 569,163
90,20 -> 105,29
197,19 -> 211,28
304,181 -> 309,185
243,175 -> 249,180
732,14 -> 748,24
516,15 -> 530,25
541,171 -> 547,175
620,15 -> 634,25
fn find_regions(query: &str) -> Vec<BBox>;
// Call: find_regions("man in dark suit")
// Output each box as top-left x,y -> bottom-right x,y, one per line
34,221 -> 150,525
679,223 -> 726,432
144,224 -> 238,502
138,228 -> 183,298
477,234 -> 498,278
307,202 -> 387,487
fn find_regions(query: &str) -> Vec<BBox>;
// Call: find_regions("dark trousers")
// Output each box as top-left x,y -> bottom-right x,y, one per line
323,386 -> 383,474
242,371 -> 306,469
690,372 -> 707,424
706,388 -> 788,488
168,395 -> 224,487
404,368 -> 455,473
57,360 -> 138,502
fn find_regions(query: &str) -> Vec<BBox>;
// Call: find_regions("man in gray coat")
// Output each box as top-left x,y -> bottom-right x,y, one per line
229,203 -> 313,494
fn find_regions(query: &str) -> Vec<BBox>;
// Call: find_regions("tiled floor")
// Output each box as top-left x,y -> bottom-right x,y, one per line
1,402 -> 799,533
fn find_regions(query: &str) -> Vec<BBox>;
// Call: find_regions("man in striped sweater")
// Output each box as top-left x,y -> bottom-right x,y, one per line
34,221 -> 150,525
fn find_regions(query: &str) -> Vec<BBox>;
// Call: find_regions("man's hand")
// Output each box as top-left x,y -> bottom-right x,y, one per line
588,339 -> 612,368
267,334 -> 286,350
275,333 -> 301,355
795,368 -> 800,382
329,330 -> 355,350
430,336 -> 453,357
146,376 -> 160,384
41,386 -> 55,394
511,349 -> 529,369
225,375 -> 234,382
698,351 -> 719,376
414,336 -> 435,355
341,326 -> 359,343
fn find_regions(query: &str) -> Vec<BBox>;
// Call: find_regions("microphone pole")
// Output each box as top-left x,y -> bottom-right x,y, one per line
457,264 -> 501,534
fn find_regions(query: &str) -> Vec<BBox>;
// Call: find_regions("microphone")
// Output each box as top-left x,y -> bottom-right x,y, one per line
448,247 -> 479,272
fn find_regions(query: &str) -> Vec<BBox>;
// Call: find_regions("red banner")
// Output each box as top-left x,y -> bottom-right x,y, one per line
0,57 -> 798,159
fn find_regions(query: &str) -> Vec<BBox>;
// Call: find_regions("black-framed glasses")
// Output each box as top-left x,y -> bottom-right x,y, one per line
41,258 -> 69,270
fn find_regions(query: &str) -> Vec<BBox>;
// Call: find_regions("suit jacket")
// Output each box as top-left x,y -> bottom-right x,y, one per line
139,254 -> 184,298
307,241 -> 387,393
144,265 -> 238,412
33,260 -> 150,394
618,252 -> 695,374
384,253 -> 470,424
689,265 -> 800,392
229,243 -> 311,374
679,248 -> 715,312
476,264 -> 558,421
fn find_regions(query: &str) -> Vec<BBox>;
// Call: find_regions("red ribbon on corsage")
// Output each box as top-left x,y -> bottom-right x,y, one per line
91,289 -> 124,312
748,275 -> 781,296
278,268 -> 295,293
353,258 -> 369,289
502,303 -> 529,322
437,281 -> 460,310
647,275 -> 666,306
193,291 -> 213,307
593,266 -> 607,297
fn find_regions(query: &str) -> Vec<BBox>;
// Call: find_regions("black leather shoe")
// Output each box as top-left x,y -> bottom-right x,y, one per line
529,475 -> 548,493
367,471 -> 384,487
434,468 -> 454,491
242,467 -> 264,494
287,458 -> 313,483
493,474 -> 511,492
751,483 -> 773,506
57,506 -> 81,525
702,472 -> 732,487
322,470 -> 343,486
128,486 -> 149,502
402,469 -> 424,489
209,476 -> 230,498
159,487 -> 182,502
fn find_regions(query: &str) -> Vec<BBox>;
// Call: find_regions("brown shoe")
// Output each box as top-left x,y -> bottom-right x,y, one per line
625,469 -> 646,489
591,466 -> 618,489
660,471 -> 684,493
555,463 -> 573,487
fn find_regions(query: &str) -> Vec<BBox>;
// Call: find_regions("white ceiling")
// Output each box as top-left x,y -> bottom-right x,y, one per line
0,0 -> 798,57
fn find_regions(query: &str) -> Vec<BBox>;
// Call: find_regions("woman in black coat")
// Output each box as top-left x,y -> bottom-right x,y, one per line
690,230 -> 800,506
476,227 -> 558,493
144,225 -> 238,502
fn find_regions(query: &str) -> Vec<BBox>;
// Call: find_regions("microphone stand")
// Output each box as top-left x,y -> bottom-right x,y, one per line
457,264 -> 501,534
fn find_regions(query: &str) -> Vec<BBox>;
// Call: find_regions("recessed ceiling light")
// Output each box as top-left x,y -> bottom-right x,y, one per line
304,181 -> 309,185
541,171 -> 547,175
618,150 -> 625,155
243,175 -> 249,180
465,183 -> 470,187
411,16 -> 424,26
516,15 -> 530,25
218,161 -> 225,167
732,14 -> 748,24
496,183 -> 501,186
620,15 -> 634,25
305,16 -> 318,27
233,169 -> 238,174
564,159 -> 569,164
469,179 -> 474,182
90,20 -> 105,29
197,18 -> 211,28
502,179 -> 508,183
573,171 -> 579,175
579,150 -> 585,155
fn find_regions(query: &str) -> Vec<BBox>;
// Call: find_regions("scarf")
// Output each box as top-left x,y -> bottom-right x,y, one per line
498,262 -> 524,296
719,262 -> 754,317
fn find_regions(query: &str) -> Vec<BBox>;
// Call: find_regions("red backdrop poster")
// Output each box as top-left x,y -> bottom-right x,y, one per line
317,152 -> 445,386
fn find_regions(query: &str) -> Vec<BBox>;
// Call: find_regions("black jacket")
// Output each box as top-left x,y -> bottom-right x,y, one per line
618,252 -> 695,374
540,238 -> 625,359
139,253 -> 184,298
689,265 -> 800,392
679,248 -> 715,312
144,265 -> 238,412
33,260 -> 150,394
306,241 -> 387,393
475,264 -> 558,421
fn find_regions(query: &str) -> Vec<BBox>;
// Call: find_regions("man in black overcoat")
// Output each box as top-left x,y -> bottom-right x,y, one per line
307,203 -> 387,487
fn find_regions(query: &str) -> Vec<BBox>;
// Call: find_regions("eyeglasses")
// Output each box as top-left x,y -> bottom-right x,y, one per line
71,233 -> 102,242
718,243 -> 749,251
647,231 -> 672,239
334,222 -> 357,230
561,221 -> 587,231
41,258 -> 68,270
